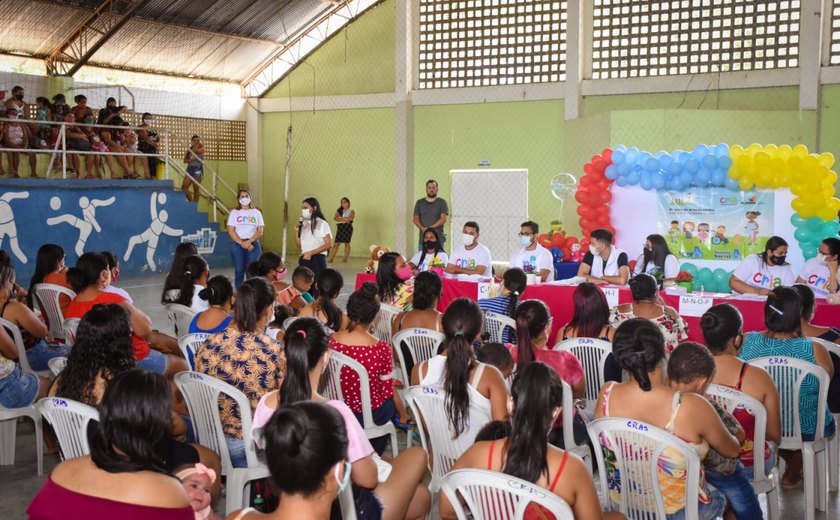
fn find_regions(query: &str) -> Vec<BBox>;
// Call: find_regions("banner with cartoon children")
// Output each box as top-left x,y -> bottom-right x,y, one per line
657,189 -> 775,261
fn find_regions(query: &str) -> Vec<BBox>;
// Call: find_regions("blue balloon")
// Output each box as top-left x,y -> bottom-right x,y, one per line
645,157 -> 659,172
725,178 -> 740,191
667,162 -> 682,178
684,158 -> 700,173
668,177 -> 683,191
711,169 -> 727,185
639,151 -> 654,164
612,150 -> 625,164
678,151 -> 691,165
652,172 -> 665,190
702,155 -> 717,170
715,143 -> 730,157
695,168 -> 712,186
717,155 -> 733,169
680,171 -> 694,187
614,144 -> 627,153
616,176 -> 628,187
790,214 -> 807,227
693,144 -> 709,158
617,163 -> 630,176
625,147 -> 639,164
605,164 -> 618,180
627,171 -> 641,185
658,154 -> 673,170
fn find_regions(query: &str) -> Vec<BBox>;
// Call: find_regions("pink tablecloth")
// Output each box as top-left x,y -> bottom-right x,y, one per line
355,273 -> 840,346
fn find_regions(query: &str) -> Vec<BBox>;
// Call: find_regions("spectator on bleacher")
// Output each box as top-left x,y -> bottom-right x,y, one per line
0,264 -> 71,371
51,93 -> 69,121
28,370 -> 193,519
34,97 -> 51,148
228,189 -> 264,288
79,112 -> 108,179
71,94 -> 94,124
162,254 -> 210,312
182,134 -> 205,202
96,97 -> 125,126
297,268 -> 345,332
377,252 -> 414,311
3,107 -> 38,178
138,112 -> 159,179
100,117 -> 135,179
189,275 -> 234,335
63,113 -> 91,177
194,277 -> 285,468
101,251 -> 133,303
610,272 -> 688,353
162,243 -> 198,304
122,124 -> 143,175
478,267 -> 526,343
558,282 -> 620,381
26,243 -> 72,314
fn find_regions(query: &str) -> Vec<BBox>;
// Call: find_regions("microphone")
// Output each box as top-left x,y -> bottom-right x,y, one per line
297,218 -> 304,238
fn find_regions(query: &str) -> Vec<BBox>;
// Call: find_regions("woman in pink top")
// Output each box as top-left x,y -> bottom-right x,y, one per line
251,318 -> 430,520
510,299 -> 586,448
27,370 -> 192,520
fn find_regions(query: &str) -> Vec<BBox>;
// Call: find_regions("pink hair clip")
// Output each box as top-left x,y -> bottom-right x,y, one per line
296,329 -> 307,339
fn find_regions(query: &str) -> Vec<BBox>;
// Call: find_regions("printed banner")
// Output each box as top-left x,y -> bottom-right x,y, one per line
657,189 -> 775,261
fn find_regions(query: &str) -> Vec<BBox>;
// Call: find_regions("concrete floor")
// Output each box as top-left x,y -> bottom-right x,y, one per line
0,258 -> 836,518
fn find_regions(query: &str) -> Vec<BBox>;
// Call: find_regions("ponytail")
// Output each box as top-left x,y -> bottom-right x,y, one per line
503,268 -> 527,318
612,318 -> 665,392
280,318 -> 329,405
441,298 -> 483,437
233,277 -> 276,333
171,255 -> 207,307
314,269 -> 344,331
513,300 -> 550,374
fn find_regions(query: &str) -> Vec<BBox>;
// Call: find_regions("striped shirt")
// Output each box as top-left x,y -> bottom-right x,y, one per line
478,296 -> 518,343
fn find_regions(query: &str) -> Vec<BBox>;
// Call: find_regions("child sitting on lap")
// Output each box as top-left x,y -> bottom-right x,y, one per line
175,463 -> 221,520
476,342 -> 515,381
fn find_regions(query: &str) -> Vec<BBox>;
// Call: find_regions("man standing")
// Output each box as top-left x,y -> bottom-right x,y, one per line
509,220 -> 554,282
413,179 -> 448,247
446,221 -> 492,276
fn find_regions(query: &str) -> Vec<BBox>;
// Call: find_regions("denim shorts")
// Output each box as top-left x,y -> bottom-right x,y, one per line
664,486 -> 725,520
0,365 -> 39,408
26,340 -> 72,372
743,443 -> 778,481
136,349 -> 168,374
226,436 -> 247,468
706,462 -> 763,520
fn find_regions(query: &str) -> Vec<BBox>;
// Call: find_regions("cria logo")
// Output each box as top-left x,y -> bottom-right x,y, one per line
752,272 -> 784,288
719,196 -> 738,206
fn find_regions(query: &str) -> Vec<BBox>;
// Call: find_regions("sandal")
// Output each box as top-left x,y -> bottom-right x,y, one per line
392,416 -> 416,432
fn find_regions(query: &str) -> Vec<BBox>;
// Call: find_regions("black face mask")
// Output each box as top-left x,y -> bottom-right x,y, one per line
770,255 -> 786,266
15,94 -> 23,101
423,240 -> 437,250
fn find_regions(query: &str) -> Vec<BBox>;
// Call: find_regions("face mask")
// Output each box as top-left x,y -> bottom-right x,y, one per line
816,253 -> 828,266
112,270 -> 120,283
274,268 -> 286,281
15,94 -> 23,101
239,197 -> 251,206
770,255 -> 786,266
589,245 -> 599,256
462,233 -> 474,246
334,461 -> 352,494
519,235 -> 533,247
395,266 -> 413,280
423,240 -> 437,250
302,208 -> 312,219
143,119 -> 152,125
56,101 -> 65,106
7,114 -> 17,120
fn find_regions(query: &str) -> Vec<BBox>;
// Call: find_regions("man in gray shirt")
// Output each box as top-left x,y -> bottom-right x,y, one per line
413,179 -> 449,248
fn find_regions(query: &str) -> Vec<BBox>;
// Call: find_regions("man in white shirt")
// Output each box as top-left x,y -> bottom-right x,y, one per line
446,221 -> 493,276
578,228 -> 630,285
509,221 -> 554,282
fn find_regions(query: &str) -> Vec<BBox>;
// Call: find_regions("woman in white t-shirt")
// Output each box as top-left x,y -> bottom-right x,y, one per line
729,236 -> 795,295
227,189 -> 264,287
409,228 -> 449,273
294,197 -> 332,299
796,237 -> 840,298
633,234 -> 681,281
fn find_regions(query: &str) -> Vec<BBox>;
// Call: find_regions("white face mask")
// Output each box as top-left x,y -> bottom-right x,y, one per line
519,235 -> 533,247
239,197 -> 251,207
302,208 -> 312,219
589,245 -> 599,256
143,119 -> 152,125
462,233 -> 475,246
816,253 -> 828,266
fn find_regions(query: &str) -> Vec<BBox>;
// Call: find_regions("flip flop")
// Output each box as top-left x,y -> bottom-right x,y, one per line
392,416 -> 416,432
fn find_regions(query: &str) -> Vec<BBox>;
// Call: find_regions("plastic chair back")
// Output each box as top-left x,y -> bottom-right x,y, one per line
0,317 -> 40,376
32,283 -> 76,340
36,397 -> 99,460
405,385 -> 492,492
48,357 -> 67,376
178,333 -> 210,370
586,417 -> 702,520
559,379 -> 592,472
372,304 -> 400,344
440,468 -> 574,520
483,311 -> 516,344
62,318 -> 81,346
392,328 -> 445,384
164,303 -> 197,338
553,337 -> 612,411
813,337 -> 840,493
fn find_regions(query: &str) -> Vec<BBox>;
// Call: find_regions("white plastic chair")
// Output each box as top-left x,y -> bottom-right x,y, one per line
338,479 -> 358,520
405,385 -> 492,492
483,311 -> 516,344
392,328 -> 445,385
35,397 -> 99,460
32,283 -> 76,341
559,379 -> 592,474
440,468 -> 574,520
174,372 -> 269,515
812,337 -> 840,492
48,357 -> 67,376
0,317 -> 50,377
372,304 -> 400,345
62,318 -> 80,347
164,303 -> 197,338
706,384 -> 780,520
553,337 -> 613,413
322,350 -> 399,457
178,333 -> 210,370
748,356 -> 831,520
587,417 -> 703,520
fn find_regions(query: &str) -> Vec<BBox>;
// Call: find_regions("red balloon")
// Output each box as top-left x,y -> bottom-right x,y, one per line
579,218 -> 593,230
538,233 -> 552,249
574,188 -> 590,204
602,148 -> 613,162
583,163 -> 594,175
599,190 -> 613,203
551,233 -> 567,248
598,179 -> 612,190
576,205 -> 589,217
579,175 -> 594,187
565,236 -> 579,246
594,159 -> 607,172
580,239 -> 591,251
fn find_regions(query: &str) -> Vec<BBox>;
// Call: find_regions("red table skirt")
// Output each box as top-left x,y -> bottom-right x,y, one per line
355,273 -> 840,346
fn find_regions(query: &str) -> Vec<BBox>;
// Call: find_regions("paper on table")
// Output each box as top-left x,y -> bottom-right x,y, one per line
602,286 -> 620,308
679,294 -> 715,317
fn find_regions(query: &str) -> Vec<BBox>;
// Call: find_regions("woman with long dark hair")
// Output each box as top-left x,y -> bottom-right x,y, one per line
298,268 -> 345,331
558,282 -> 618,380
28,370 -> 193,518
633,233 -> 680,281
162,242 -> 198,303
729,235 -> 795,295
227,189 -> 264,287
408,228 -> 448,273
377,252 -> 415,311
189,275 -> 235,334
251,318 -> 431,520
26,243 -> 71,312
327,196 -> 355,264
442,363 -> 615,520
162,255 -> 209,311
478,267 -> 526,343
410,298 -> 508,450
610,272 -> 688,353
294,196 -> 332,298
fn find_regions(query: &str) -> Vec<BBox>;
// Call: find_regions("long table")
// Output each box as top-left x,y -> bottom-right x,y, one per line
355,274 -> 840,345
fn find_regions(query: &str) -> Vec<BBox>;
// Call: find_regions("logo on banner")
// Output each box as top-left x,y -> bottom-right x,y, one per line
182,228 -> 218,254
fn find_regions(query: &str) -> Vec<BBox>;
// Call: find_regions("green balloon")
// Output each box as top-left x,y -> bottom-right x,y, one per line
821,220 -> 840,236
682,263 -> 698,276
697,268 -> 714,288
807,217 -> 824,232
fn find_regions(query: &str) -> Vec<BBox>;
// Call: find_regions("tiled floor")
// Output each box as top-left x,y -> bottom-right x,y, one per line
0,258 -> 836,518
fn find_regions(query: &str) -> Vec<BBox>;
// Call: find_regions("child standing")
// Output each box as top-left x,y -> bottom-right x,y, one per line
34,97 -> 51,148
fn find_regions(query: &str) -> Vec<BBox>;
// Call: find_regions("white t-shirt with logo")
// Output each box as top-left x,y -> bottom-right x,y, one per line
410,250 -> 449,272
227,208 -> 264,240
732,253 -> 795,291
448,243 -> 492,274
633,253 -> 681,279
300,218 -> 332,256
509,245 -> 554,278
798,258 -> 839,298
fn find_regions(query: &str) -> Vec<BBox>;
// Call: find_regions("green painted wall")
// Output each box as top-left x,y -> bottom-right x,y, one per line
195,160 -> 249,222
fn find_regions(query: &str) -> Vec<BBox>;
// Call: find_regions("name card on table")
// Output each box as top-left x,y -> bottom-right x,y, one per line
602,287 -> 620,308
679,294 -> 715,317
477,282 -> 491,300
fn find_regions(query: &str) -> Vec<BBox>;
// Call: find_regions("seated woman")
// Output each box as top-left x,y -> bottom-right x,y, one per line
28,370 -> 193,519
161,243 -> 199,304
0,323 -> 48,409
594,318 -> 738,520
410,298 -> 509,451
441,362 -> 620,520
738,286 -> 835,487
0,264 -> 71,371
633,234 -> 680,281
194,277 -> 286,469
252,318 -> 431,520
794,283 -> 840,418
101,251 -> 133,303
27,243 -> 72,314
377,252 -> 415,311
297,268 -> 345,332
246,252 -> 306,313
478,267 -> 526,343
729,236 -> 795,295
558,282 -> 618,380
229,401 -> 350,520
796,237 -> 839,298
331,283 -> 411,454
578,228 -> 630,285
408,228 -> 449,273
699,303 -> 781,480
162,255 -> 210,312
393,271 -> 444,378
610,273 -> 688,353
189,275 -> 234,335
65,253 -> 187,379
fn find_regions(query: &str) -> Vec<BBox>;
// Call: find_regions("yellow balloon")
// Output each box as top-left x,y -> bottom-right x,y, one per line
822,170 -> 838,186
828,198 -> 840,211
764,144 -> 778,155
747,143 -> 763,156
793,144 -> 809,157
755,152 -> 771,166
738,177 -> 754,190
729,144 -> 745,159
802,155 -> 820,170
777,145 -> 793,160
818,206 -> 837,221
819,152 -> 835,169
787,156 -> 803,171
